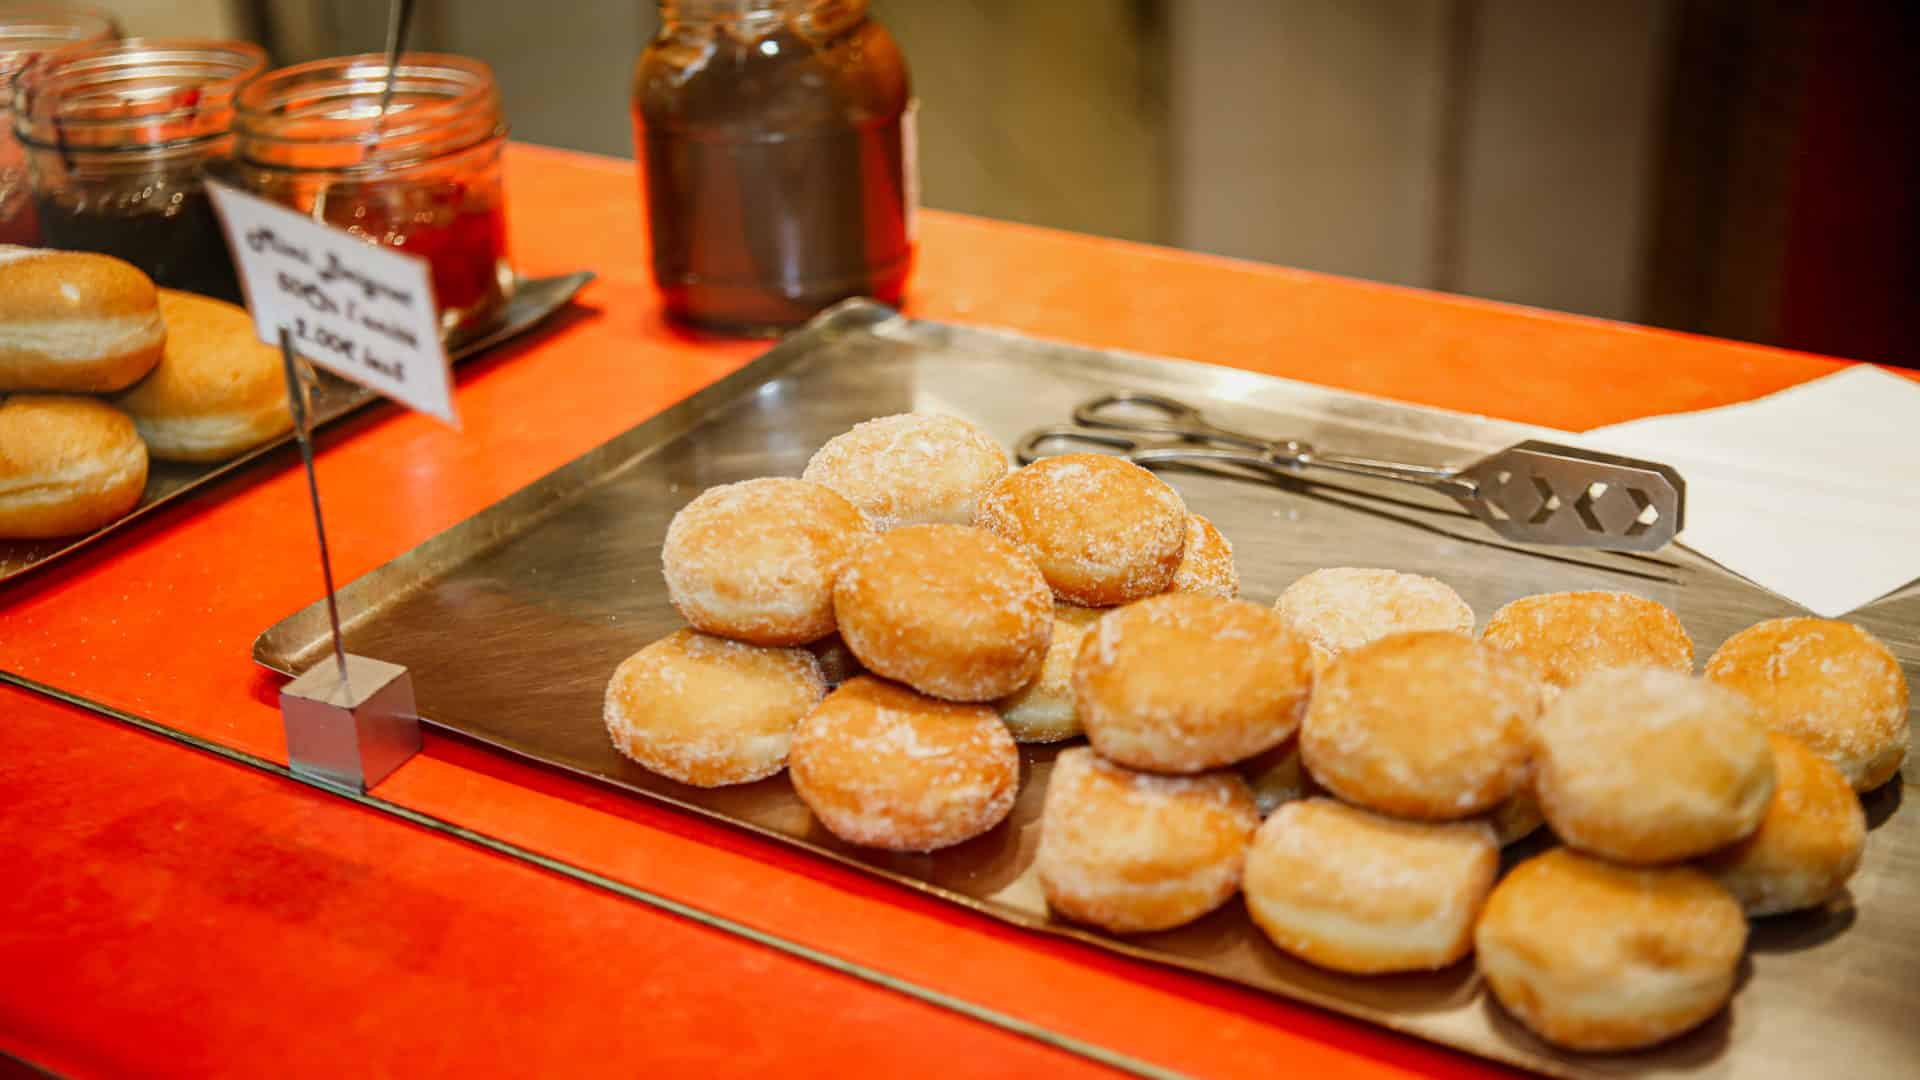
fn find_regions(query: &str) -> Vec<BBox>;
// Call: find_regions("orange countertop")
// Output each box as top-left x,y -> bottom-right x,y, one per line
0,143 -> 1865,1079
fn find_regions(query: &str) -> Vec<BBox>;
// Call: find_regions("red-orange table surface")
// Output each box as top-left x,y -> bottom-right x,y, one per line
0,144 -> 1870,1079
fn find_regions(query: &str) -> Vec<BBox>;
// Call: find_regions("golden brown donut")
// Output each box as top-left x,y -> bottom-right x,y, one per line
789,676 -> 1019,851
604,628 -> 825,786
801,412 -> 1008,530
0,246 -> 164,392
1075,593 -> 1314,773
975,453 -> 1187,606
1475,848 -> 1747,1052
1168,513 -> 1238,599
1481,590 -> 1693,698
112,290 -> 293,462
1699,731 -> 1867,916
1704,617 -> 1908,792
1275,567 -> 1474,671
0,394 -> 148,538
1300,631 -> 1541,819
1036,746 -> 1259,933
994,608 -> 1094,743
1244,798 -> 1499,974
661,477 -> 871,646
833,524 -> 1051,701
1535,666 -> 1774,863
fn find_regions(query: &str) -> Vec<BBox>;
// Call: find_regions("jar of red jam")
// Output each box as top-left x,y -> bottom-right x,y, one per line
11,37 -> 262,301
634,0 -> 914,335
0,3 -> 117,247
231,53 -> 513,343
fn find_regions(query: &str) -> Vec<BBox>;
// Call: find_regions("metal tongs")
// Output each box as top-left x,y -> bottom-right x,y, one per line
1017,393 -> 1685,552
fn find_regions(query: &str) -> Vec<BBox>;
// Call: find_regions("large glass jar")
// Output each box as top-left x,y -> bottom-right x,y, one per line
0,3 -> 116,246
231,53 -> 513,342
634,0 -> 913,334
11,37 -> 262,301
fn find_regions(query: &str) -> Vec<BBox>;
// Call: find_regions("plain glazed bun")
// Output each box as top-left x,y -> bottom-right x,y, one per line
0,246 -> 165,392
975,453 -> 1187,606
0,394 -> 148,538
994,607 -> 1096,743
1075,593 -> 1313,773
604,628 -> 825,786
662,477 -> 871,646
1475,848 -> 1747,1052
833,524 -> 1051,702
112,290 -> 294,462
1534,666 -> 1774,863
1699,731 -> 1867,916
1704,617 -> 1908,792
789,676 -> 1019,852
1244,798 -> 1499,974
1275,567 -> 1474,670
801,413 -> 1008,530
1168,513 -> 1238,598
1481,590 -> 1693,698
1036,746 -> 1258,933
1300,631 -> 1541,819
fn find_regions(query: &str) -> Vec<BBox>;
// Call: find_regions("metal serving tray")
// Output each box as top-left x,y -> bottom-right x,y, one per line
0,271 -> 593,585
255,301 -> 1918,1079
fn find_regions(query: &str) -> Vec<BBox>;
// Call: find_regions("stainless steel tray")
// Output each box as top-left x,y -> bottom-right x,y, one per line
0,271 -> 594,585
254,300 -> 1918,1079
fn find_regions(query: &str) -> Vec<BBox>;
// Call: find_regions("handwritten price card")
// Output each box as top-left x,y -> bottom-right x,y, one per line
208,182 -> 458,425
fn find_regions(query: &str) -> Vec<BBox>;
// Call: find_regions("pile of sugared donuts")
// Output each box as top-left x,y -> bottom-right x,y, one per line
604,411 -> 1909,1055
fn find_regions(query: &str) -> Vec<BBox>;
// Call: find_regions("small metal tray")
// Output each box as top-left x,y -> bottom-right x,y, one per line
0,271 -> 594,585
255,301 -> 1918,1079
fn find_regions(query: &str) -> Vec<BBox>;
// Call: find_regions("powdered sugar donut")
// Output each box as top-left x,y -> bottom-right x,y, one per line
1075,593 -> 1314,773
1535,667 -> 1774,863
994,606 -> 1097,743
802,413 -> 1008,530
1036,746 -> 1259,933
975,454 -> 1187,606
1301,631 -> 1542,819
789,676 -> 1019,851
1699,731 -> 1867,915
1481,590 -> 1693,699
1705,616 -> 1908,792
1275,567 -> 1474,671
1168,514 -> 1238,598
833,524 -> 1051,702
604,628 -> 825,786
661,477 -> 871,646
1245,798 -> 1499,974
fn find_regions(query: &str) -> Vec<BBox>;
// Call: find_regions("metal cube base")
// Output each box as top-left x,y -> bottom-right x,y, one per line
279,654 -> 421,792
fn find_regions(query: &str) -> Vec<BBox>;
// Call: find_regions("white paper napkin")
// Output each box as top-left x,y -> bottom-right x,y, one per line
1577,366 -> 1920,617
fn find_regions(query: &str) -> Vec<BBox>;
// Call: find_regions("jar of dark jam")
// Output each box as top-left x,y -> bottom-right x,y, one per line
0,4 -> 116,247
231,53 -> 513,342
634,0 -> 914,335
12,37 -> 263,302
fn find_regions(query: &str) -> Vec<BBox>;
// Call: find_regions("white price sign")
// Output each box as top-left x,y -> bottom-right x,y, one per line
209,182 -> 458,425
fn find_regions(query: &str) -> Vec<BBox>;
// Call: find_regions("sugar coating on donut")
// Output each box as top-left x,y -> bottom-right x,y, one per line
662,477 -> 871,646
995,613 -> 1092,743
1481,590 -> 1693,699
1534,666 -> 1774,863
604,628 -> 826,786
788,676 -> 1019,852
1474,848 -> 1747,1052
802,413 -> 1009,531
1704,616 -> 1909,792
1302,632 -> 1541,819
833,524 -> 1051,702
1036,747 -> 1258,933
1699,731 -> 1867,916
1169,514 -> 1238,599
1244,798 -> 1499,974
975,454 -> 1187,606
1275,568 -> 1473,670
1075,593 -> 1313,773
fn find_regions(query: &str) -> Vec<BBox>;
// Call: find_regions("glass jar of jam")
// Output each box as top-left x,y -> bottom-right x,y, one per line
11,37 -> 262,301
634,0 -> 914,334
230,53 -> 513,343
0,3 -> 117,247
